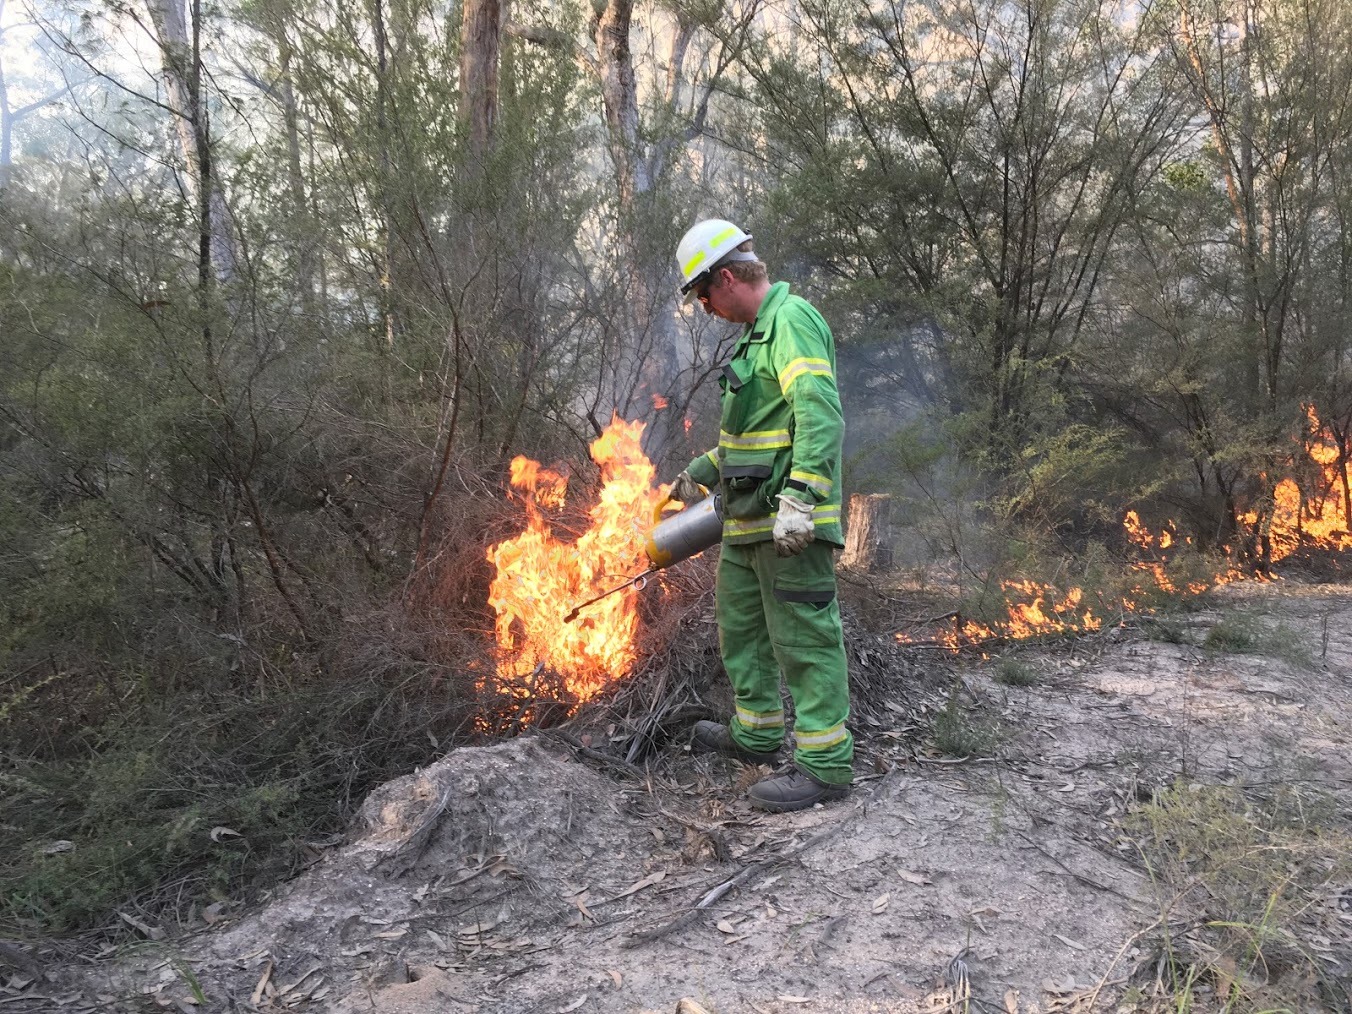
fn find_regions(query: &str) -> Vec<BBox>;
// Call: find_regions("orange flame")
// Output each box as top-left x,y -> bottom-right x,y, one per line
896,580 -> 1101,649
652,394 -> 669,410
486,416 -> 666,708
896,411 -> 1352,652
1239,406 -> 1352,562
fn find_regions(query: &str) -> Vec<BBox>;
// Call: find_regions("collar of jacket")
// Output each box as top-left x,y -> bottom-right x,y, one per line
734,281 -> 790,355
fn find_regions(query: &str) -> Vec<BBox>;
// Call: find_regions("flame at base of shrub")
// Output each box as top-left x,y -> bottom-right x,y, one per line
483,416 -> 666,725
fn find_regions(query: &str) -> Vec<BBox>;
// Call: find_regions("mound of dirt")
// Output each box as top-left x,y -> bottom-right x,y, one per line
7,581 -> 1352,1013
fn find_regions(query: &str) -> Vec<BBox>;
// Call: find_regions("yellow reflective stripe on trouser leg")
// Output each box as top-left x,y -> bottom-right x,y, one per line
777,358 -> 833,394
795,721 -> 848,751
735,705 -> 785,729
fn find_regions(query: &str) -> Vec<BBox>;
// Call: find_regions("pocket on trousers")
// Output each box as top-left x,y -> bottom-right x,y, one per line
770,550 -> 840,648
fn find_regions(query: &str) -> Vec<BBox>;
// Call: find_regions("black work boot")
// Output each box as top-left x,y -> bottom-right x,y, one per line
747,768 -> 851,813
690,720 -> 780,764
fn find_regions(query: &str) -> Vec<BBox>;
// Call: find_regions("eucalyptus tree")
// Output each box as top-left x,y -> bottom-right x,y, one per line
747,0 -> 1192,449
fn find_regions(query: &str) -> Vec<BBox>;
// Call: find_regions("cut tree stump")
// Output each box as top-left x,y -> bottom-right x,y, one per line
840,493 -> 893,572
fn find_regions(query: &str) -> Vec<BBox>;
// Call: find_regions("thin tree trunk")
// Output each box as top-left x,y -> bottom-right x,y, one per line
145,0 -> 238,286
459,0 -> 502,167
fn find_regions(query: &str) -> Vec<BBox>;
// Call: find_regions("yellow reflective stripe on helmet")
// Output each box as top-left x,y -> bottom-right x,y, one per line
682,249 -> 707,277
710,225 -> 739,248
735,706 -> 785,729
790,470 -> 832,496
778,357 -> 833,394
719,429 -> 792,450
795,722 -> 848,750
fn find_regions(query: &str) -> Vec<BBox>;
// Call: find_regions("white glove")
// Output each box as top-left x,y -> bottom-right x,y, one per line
671,470 -> 704,505
772,493 -> 815,557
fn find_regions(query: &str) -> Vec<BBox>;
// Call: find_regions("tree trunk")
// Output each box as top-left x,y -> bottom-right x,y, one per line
840,494 -> 893,572
459,0 -> 502,166
145,0 -> 238,286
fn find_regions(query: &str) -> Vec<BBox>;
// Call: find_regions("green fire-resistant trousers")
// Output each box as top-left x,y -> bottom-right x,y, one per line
716,540 -> 853,785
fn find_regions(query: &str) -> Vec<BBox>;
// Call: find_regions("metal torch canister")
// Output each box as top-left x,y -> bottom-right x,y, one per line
645,492 -> 723,569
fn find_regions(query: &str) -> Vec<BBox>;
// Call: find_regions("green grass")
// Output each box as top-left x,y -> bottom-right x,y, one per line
1,662 -> 474,936
993,656 -> 1038,687
931,691 -> 1000,758
1123,781 -> 1352,1012
1203,614 -> 1317,670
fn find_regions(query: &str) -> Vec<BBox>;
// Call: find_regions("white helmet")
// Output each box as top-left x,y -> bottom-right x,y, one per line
675,219 -> 756,303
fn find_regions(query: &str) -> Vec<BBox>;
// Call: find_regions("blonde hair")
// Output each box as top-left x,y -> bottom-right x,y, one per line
721,240 -> 767,285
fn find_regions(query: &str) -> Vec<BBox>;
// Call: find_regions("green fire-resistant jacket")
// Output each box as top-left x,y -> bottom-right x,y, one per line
683,281 -> 844,547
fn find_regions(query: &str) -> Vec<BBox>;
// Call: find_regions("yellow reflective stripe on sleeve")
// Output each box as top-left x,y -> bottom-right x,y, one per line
719,429 -> 792,450
795,722 -> 848,750
790,470 -> 833,496
705,449 -> 720,467
682,249 -> 707,276
735,706 -> 785,729
778,357 -> 833,393
724,505 -> 839,538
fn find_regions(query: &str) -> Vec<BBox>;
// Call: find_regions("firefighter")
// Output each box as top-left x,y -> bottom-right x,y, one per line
670,219 -> 853,812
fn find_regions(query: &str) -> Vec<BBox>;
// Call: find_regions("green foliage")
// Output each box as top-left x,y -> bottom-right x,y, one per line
1163,160 -> 1208,191
0,655 -> 475,933
1127,781 -> 1351,1011
931,691 -> 1001,758
1203,614 -> 1316,670
993,657 -> 1038,687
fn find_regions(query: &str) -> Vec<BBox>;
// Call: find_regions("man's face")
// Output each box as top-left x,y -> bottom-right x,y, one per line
696,268 -> 730,319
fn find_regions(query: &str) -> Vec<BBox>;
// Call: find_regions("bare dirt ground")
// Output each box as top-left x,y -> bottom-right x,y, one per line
5,579 -> 1352,1013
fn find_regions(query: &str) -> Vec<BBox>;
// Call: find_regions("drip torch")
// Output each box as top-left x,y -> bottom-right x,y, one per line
563,490 -> 722,622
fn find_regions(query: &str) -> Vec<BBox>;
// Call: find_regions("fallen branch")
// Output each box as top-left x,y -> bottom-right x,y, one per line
544,731 -> 647,780
1014,830 -> 1138,902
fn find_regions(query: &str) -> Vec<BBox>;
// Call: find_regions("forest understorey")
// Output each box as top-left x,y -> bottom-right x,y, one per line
4,579 -> 1352,1014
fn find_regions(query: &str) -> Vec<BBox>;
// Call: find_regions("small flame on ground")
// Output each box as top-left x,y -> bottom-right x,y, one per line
652,393 -> 669,410
485,416 -> 666,714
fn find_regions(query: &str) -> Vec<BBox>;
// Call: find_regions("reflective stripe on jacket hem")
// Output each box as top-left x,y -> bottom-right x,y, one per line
720,429 -> 792,450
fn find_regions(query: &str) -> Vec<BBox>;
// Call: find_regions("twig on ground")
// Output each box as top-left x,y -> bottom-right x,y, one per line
1013,830 -> 1138,902
621,811 -> 856,948
544,731 -> 647,780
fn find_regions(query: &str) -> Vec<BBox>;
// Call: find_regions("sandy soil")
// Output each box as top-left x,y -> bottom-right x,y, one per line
5,580 -> 1351,1013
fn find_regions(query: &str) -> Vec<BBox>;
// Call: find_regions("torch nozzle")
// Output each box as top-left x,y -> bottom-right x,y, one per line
563,570 -> 653,623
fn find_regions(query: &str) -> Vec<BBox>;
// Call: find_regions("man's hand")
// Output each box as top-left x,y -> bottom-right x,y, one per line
671,471 -> 704,505
773,493 -> 815,557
